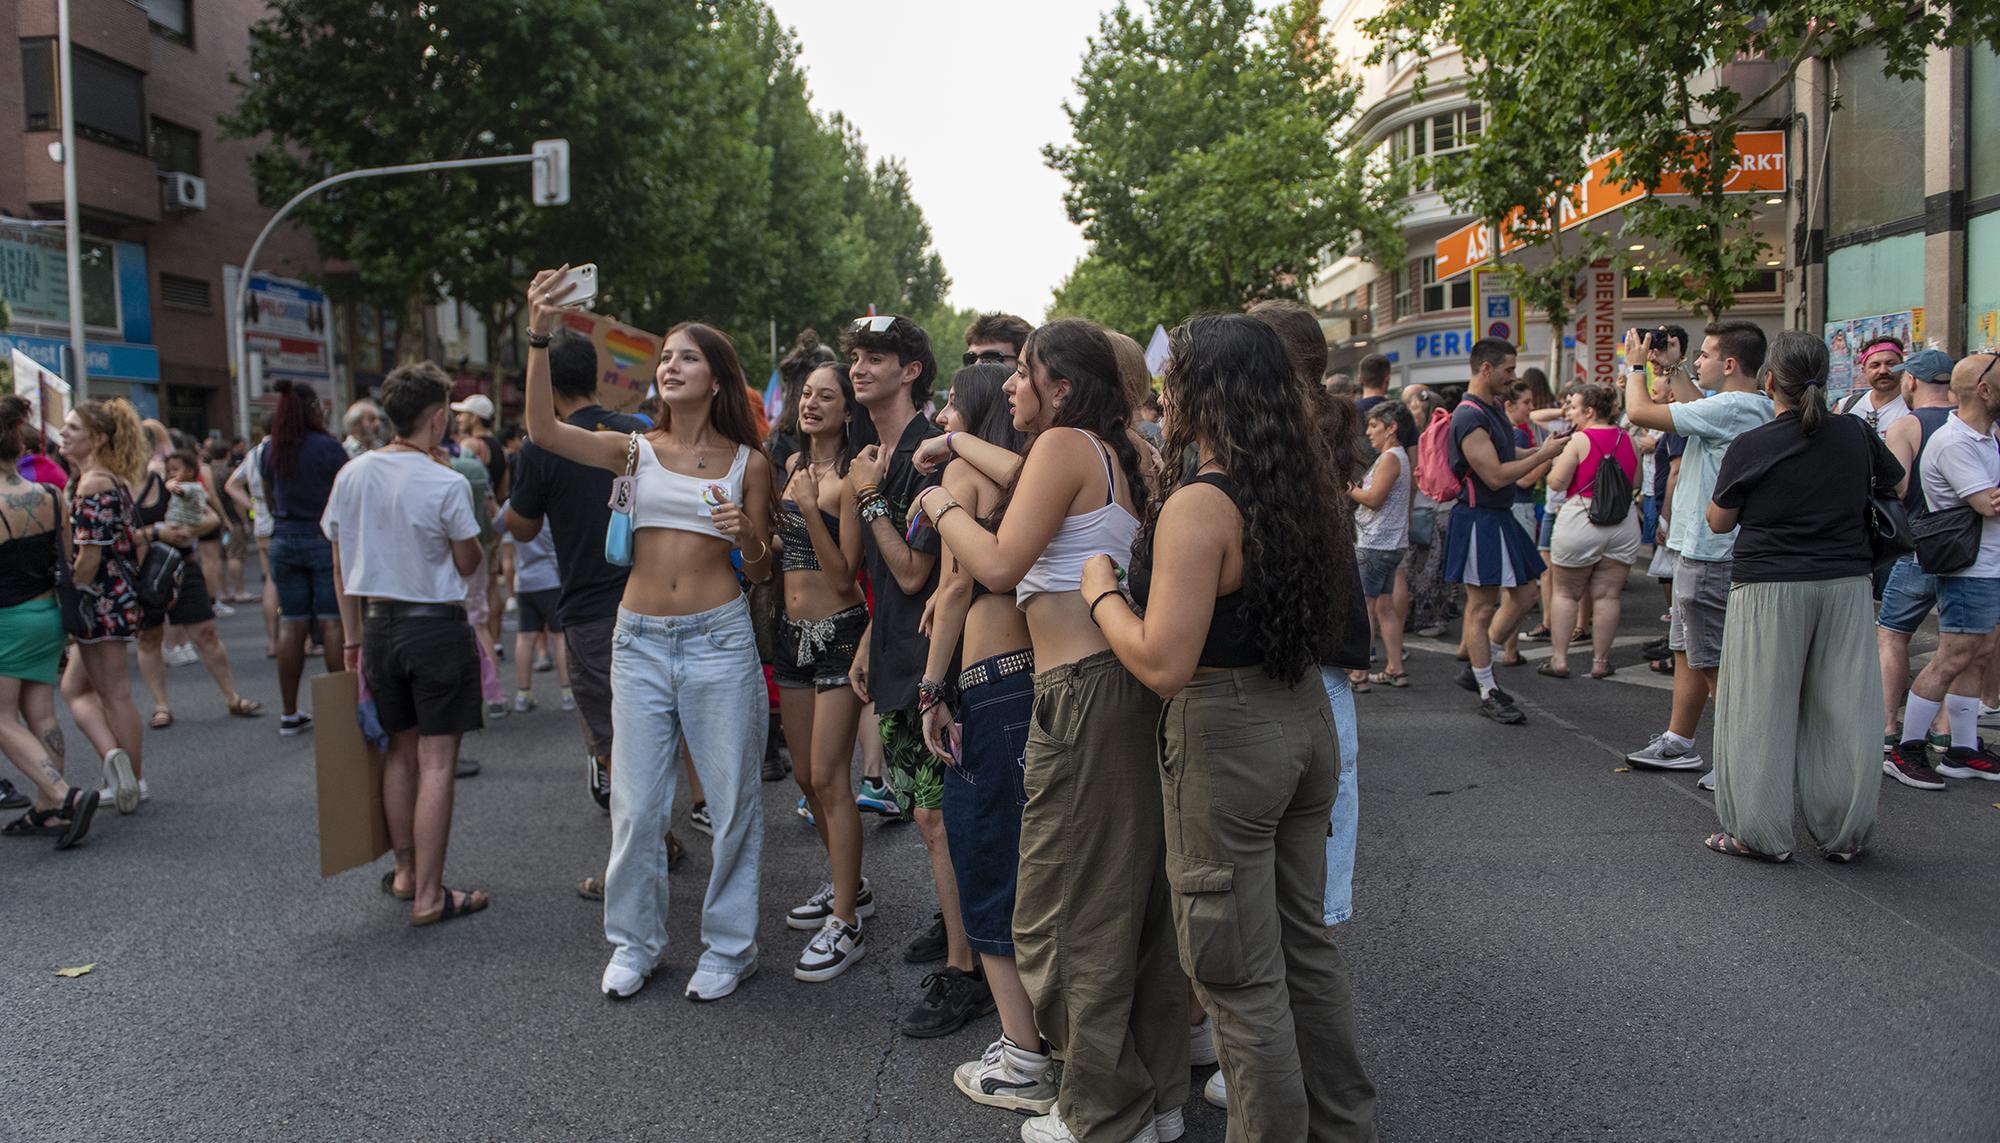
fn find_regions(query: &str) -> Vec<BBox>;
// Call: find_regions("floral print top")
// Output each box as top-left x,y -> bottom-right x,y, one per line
70,481 -> 141,642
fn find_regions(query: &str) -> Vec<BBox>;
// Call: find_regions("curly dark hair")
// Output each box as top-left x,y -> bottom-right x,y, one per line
993,319 -> 1147,526
1136,314 -> 1345,684
775,328 -> 838,440
790,361 -> 860,477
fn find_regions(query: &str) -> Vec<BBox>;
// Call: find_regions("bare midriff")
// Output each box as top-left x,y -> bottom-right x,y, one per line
621,529 -> 746,617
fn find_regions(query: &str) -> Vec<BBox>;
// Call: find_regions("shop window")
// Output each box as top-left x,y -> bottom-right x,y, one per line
150,119 -> 200,175
1829,43 -> 1924,238
20,41 -> 54,130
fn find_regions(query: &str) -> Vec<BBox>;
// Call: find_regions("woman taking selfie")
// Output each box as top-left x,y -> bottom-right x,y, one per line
911,320 -> 1185,1143
59,399 -> 150,815
914,363 -> 1052,1113
1086,313 -> 1377,1142
771,360 -> 874,984
524,266 -> 774,1004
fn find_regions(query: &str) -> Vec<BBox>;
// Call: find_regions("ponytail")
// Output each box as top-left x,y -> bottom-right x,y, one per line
74,398 -> 151,489
1766,330 -> 1831,436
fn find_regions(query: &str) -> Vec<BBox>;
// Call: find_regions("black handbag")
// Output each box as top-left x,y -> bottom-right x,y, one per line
1911,504 -> 1981,576
46,485 -> 93,640
133,540 -> 187,610
1866,494 -> 1915,567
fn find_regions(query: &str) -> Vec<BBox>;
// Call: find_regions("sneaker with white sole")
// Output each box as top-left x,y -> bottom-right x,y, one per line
786,877 -> 875,930
1626,733 -> 1704,771
690,802 -> 713,837
685,959 -> 757,1002
953,1035 -> 1057,1114
855,777 -> 899,817
512,692 -> 535,714
102,748 -> 139,814
279,713 -> 313,737
1883,741 -> 1947,790
796,796 -> 815,825
1154,1108 -> 1185,1141
1936,744 -> 2000,781
485,700 -> 509,720
1188,1019 -> 1217,1067
793,916 -> 865,982
212,602 -> 236,617
1022,1112 -> 1158,1143
1695,769 -> 1717,792
601,960 -> 655,999
1203,1069 -> 1228,1110
560,688 -> 576,712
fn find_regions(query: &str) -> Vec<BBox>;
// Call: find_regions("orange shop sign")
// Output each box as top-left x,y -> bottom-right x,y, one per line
1433,130 -> 1786,279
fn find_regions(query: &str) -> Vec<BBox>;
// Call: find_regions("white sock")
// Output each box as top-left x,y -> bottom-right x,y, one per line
1473,664 -> 1497,697
1901,692 -> 1941,746
1945,695 -> 1979,749
1663,731 -> 1694,751
1489,641 -> 1506,662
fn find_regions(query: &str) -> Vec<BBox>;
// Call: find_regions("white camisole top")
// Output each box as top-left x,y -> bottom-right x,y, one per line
1015,428 -> 1140,609
631,439 -> 750,543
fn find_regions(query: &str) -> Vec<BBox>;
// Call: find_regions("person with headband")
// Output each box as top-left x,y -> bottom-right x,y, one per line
1839,337 -> 1909,438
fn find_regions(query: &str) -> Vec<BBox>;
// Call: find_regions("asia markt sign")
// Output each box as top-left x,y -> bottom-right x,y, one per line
1434,130 -> 1788,280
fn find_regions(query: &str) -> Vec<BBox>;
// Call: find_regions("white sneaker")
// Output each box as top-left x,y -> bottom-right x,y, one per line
786,877 -> 876,930
793,916 -> 865,982
512,692 -> 534,714
1981,703 -> 2000,728
601,960 -> 654,999
1154,1107 -> 1185,1141
1203,1069 -> 1228,1110
1696,768 -> 1717,792
138,779 -> 150,803
685,959 -> 757,1002
1188,1019 -> 1217,1066
560,688 -> 576,712
954,1035 -> 1057,1114
1022,1113 -> 1157,1143
212,602 -> 236,616
103,749 -> 139,814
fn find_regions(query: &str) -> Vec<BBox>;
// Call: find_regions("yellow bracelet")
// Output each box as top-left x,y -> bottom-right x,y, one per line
739,538 -> 770,563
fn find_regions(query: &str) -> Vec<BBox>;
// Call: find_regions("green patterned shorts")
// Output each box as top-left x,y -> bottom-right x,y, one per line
880,706 -> 943,815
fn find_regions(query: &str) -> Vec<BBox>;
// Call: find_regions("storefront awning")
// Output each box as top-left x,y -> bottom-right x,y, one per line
0,332 -> 159,384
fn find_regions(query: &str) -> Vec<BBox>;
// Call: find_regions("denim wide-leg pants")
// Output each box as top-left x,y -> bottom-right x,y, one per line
603,598 -> 767,976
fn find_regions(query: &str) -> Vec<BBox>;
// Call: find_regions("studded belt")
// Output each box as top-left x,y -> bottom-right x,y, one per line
957,649 -> 1035,694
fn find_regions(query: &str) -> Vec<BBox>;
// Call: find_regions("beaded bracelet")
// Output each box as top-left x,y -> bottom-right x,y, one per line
859,495 -> 890,523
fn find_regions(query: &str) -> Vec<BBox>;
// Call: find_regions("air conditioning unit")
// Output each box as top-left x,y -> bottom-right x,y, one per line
159,172 -> 207,213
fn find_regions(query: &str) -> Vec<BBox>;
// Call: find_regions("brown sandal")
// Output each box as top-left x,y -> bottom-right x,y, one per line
411,886 -> 490,926
1590,658 -> 1616,679
149,708 -> 174,730
228,696 -> 264,717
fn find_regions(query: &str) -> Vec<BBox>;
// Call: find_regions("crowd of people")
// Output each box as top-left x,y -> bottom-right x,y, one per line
7,268 -> 1998,1139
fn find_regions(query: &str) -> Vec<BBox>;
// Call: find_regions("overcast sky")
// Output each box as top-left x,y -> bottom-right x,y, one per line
767,1 -> 1108,321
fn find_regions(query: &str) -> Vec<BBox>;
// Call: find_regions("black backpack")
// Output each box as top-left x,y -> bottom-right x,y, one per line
1587,436 -> 1634,526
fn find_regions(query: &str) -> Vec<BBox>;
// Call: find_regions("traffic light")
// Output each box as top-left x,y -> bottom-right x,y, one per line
532,139 -> 570,207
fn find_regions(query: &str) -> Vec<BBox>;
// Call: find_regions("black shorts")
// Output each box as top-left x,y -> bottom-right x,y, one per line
516,588 -> 562,633
771,602 -> 867,691
140,554 -> 216,630
363,611 -> 483,737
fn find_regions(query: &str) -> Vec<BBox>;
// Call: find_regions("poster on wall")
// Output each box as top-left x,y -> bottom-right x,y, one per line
9,348 -> 69,442
1977,309 -> 1998,352
554,309 -> 659,414
224,268 -> 337,399
1824,308 -> 1923,403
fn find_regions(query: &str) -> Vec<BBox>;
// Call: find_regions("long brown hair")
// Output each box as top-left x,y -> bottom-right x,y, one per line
654,322 -> 761,449
74,398 -> 150,489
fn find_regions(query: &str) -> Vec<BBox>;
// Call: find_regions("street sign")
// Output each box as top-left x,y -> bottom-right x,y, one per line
532,139 -> 570,207
1471,266 -> 1523,349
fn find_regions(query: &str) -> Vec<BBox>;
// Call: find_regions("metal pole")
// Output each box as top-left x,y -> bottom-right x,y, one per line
231,152 -> 543,442
56,0 -> 86,400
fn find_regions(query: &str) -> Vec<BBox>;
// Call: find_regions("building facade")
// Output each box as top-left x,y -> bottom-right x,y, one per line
1,0 -> 332,440
1313,0 -> 1996,396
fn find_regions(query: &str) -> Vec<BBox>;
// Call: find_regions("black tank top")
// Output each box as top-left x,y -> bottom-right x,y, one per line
1129,473 -> 1261,670
1904,407 -> 1953,516
0,484 -> 60,607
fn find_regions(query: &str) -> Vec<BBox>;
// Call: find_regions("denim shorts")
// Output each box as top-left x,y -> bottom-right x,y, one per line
1875,554 -> 1937,634
1356,546 -> 1407,598
268,533 -> 340,621
942,657 -> 1033,957
1935,574 -> 2000,635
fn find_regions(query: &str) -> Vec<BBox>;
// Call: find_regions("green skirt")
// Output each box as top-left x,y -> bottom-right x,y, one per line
0,595 -> 64,684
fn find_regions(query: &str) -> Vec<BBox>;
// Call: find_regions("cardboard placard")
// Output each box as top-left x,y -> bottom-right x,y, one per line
312,672 -> 390,878
553,309 -> 661,415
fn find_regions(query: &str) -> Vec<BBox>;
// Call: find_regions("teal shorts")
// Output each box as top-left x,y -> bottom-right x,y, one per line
0,595 -> 64,685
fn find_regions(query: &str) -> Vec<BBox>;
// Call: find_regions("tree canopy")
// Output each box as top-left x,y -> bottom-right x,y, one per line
224,0 -> 951,372
1046,0 -> 1390,330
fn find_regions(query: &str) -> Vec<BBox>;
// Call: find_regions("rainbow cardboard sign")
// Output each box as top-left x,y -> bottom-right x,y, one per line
559,311 -> 661,414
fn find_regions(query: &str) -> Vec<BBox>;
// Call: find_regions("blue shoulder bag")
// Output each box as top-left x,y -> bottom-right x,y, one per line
604,433 -> 640,567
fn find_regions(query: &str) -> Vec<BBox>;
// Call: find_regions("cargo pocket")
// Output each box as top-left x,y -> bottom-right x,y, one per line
1166,850 -> 1247,987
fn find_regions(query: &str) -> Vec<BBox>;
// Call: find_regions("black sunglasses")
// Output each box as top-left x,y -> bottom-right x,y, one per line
850,315 -> 903,333
962,350 -> 1018,367
1976,352 -> 2000,390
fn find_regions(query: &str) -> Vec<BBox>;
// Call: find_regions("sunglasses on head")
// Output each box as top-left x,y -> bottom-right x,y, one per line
850,315 -> 902,333
962,350 -> 1017,367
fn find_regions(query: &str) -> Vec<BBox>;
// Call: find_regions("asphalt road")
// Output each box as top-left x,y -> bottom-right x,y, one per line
8,573 -> 1998,1143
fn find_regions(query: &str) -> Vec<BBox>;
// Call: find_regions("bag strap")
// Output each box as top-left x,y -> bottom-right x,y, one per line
624,433 -> 641,477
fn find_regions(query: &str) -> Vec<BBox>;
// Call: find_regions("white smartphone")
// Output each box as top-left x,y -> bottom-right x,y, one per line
551,262 -> 598,308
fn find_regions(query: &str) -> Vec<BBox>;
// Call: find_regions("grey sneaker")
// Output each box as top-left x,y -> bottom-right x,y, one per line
1626,734 -> 1704,771
1695,768 -> 1717,791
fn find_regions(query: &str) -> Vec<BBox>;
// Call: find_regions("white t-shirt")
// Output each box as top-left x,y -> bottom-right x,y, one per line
506,516 -> 561,594
321,450 -> 480,603
1920,413 -> 2000,578
1842,390 -> 1909,439
243,441 -> 275,539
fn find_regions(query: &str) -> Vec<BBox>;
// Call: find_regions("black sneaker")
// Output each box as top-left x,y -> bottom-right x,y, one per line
1456,664 -> 1478,693
899,966 -> 996,1039
455,757 -> 481,779
589,755 -> 611,811
0,778 -> 27,810
1884,741 -> 1947,790
904,911 -> 947,964
1479,688 -> 1527,725
1639,637 -> 1670,660
690,801 -> 714,837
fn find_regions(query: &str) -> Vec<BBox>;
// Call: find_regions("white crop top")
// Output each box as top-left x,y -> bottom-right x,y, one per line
631,438 -> 750,543
1015,429 -> 1140,609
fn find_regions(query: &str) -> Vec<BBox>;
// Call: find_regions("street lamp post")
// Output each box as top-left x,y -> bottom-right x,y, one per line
232,140 -> 568,442
56,0 -> 86,400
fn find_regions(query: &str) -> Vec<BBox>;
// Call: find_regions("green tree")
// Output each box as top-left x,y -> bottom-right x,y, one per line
1368,1 -> 2000,325
1048,0 -> 1386,324
1047,254 -> 1159,339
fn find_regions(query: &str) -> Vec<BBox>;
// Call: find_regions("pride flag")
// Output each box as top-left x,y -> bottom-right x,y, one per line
764,367 -> 785,424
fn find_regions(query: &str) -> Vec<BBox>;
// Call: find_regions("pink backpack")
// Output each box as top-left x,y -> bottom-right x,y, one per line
1414,406 -> 1461,503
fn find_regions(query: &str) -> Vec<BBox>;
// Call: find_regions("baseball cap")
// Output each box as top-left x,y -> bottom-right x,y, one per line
449,394 -> 495,421
1892,349 -> 1954,384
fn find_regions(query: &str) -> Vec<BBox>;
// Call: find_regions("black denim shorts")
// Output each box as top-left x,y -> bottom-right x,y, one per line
364,612 -> 483,737
771,602 -> 867,691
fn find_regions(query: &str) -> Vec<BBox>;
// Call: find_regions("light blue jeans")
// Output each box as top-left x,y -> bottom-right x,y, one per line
604,598 -> 767,975
1318,668 -> 1360,925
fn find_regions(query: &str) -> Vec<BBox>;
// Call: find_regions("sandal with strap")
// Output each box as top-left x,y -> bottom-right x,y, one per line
380,869 -> 414,901
4,805 -> 64,837
1703,832 -> 1791,864
577,876 -> 605,901
55,787 -> 100,851
1366,670 -> 1409,688
411,886 -> 490,927
1590,658 -> 1616,679
228,696 -> 264,718
1536,661 -> 1570,679
150,708 -> 174,730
